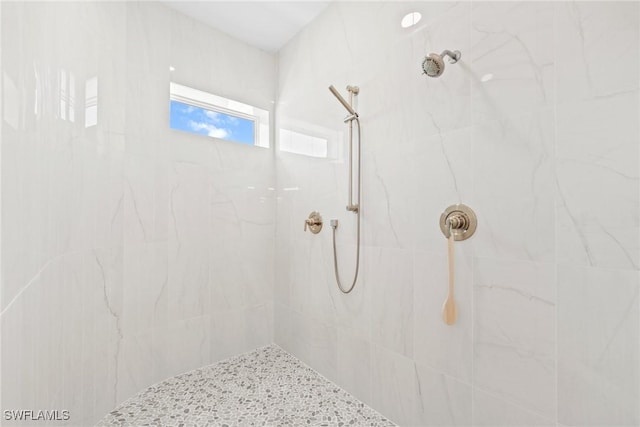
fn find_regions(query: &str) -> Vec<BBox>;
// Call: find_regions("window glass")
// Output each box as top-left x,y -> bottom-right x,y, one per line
170,100 -> 255,145
169,82 -> 269,148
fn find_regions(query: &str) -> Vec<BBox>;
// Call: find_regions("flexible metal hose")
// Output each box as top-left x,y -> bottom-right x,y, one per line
332,117 -> 361,294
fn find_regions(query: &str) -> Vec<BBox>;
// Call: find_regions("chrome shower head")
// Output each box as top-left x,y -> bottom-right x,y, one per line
422,54 -> 445,77
422,50 -> 461,78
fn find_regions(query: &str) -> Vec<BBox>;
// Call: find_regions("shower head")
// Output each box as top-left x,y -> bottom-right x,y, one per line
329,85 -> 358,116
422,50 -> 461,78
422,54 -> 445,77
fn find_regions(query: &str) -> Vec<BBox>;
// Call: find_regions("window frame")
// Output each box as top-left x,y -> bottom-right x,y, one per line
277,117 -> 342,159
169,82 -> 269,148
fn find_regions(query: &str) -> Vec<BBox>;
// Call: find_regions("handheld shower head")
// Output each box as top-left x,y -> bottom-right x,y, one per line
329,85 -> 358,116
422,50 -> 461,78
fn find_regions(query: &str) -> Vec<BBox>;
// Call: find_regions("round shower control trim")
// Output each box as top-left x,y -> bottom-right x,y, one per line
439,204 -> 477,241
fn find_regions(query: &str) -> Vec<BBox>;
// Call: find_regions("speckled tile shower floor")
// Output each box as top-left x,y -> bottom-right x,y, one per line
95,345 -> 395,427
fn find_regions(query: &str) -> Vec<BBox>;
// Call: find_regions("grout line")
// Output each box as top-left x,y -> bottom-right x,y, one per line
553,3 -> 560,426
469,1 -> 476,424
637,5 -> 640,427
472,384 -> 557,426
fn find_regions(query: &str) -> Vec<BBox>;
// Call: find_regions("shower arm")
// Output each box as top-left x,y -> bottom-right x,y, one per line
440,50 -> 461,64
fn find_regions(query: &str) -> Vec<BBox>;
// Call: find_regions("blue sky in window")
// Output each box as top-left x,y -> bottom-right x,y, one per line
170,100 -> 255,145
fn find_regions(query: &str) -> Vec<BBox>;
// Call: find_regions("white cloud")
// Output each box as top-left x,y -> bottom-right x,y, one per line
204,109 -> 241,127
205,110 -> 221,122
226,115 -> 239,125
188,120 -> 230,139
208,127 -> 229,139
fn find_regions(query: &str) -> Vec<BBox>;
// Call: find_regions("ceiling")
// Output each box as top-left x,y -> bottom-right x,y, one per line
164,1 -> 331,53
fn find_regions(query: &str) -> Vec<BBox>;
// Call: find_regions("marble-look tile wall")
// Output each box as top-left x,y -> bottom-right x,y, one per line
3,2 -> 639,427
1,2 -> 275,425
275,2 -> 640,426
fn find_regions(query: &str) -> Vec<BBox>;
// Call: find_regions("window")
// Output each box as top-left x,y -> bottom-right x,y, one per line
279,128 -> 328,158
278,118 -> 341,159
169,82 -> 269,148
170,101 -> 255,145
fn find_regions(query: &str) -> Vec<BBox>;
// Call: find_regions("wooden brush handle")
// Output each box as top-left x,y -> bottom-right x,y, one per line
448,232 -> 454,293
442,231 -> 457,325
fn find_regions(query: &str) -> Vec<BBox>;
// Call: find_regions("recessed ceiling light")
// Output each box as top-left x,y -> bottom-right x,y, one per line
169,66 -> 176,72
480,73 -> 494,82
401,12 -> 422,29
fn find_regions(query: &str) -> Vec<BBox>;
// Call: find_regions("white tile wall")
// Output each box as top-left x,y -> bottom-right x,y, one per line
473,257 -> 556,419
2,2 -> 640,427
1,2 -> 276,425
558,265 -> 639,426
414,363 -> 472,426
473,388 -> 555,427
275,1 -> 640,426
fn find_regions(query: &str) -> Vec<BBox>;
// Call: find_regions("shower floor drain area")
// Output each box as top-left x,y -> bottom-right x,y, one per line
95,345 -> 395,427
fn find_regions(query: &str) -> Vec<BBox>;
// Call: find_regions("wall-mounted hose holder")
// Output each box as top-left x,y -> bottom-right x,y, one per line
439,204 -> 477,241
304,211 -> 323,234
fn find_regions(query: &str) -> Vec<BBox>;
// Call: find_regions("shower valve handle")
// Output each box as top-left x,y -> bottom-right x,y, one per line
304,219 -> 319,230
447,214 -> 468,231
304,211 -> 323,234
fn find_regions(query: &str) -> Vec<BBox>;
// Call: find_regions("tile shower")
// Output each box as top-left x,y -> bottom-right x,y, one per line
1,2 -> 639,427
